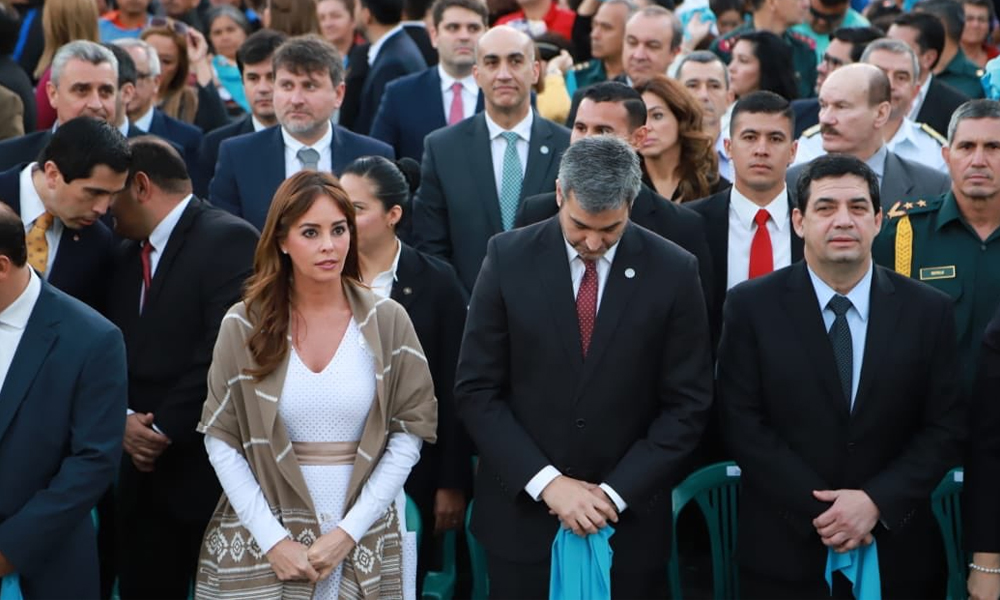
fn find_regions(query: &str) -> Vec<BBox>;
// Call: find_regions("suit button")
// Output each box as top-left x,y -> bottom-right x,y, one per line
576,418 -> 586,429
566,467 -> 576,476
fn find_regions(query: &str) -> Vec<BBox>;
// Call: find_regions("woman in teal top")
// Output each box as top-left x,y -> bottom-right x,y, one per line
207,6 -> 251,114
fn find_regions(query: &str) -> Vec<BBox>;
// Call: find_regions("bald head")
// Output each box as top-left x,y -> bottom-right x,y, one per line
824,63 -> 891,107
475,25 -> 535,63
473,25 -> 539,123
818,63 -> 892,159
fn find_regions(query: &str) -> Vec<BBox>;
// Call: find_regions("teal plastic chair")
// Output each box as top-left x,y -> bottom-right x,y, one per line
407,494 -> 423,548
931,468 -> 965,600
422,530 -> 457,600
668,461 -> 741,600
465,501 -> 490,600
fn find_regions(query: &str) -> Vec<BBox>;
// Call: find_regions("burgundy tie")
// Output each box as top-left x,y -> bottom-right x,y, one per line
448,82 -> 464,125
140,240 -> 154,310
577,259 -> 598,357
748,209 -> 773,279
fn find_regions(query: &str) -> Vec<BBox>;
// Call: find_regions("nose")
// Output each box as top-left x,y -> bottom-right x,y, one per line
971,145 -> 988,166
584,233 -> 603,252
93,195 -> 111,216
819,106 -> 835,125
86,90 -> 103,110
497,61 -> 513,79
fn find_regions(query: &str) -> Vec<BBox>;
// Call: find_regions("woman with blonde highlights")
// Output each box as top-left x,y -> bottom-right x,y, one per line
196,171 -> 437,599
32,0 -> 100,129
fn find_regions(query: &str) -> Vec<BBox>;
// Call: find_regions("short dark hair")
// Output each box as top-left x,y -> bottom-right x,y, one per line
272,34 -> 345,86
735,31 -> 800,100
360,0 -> 404,25
915,0 -> 965,42
729,90 -> 795,136
709,0 -> 743,16
794,154 -> 881,213
39,117 -> 131,183
831,26 -> 886,62
892,12 -> 946,69
581,81 -> 647,132
127,137 -> 191,194
0,204 -> 27,268
675,50 -> 729,89
237,29 -> 288,74
431,0 -> 488,27
403,0 -> 434,20
0,3 -> 19,57
104,42 -> 138,88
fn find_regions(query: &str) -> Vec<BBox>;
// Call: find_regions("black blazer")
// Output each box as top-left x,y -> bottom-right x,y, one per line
455,217 -> 713,569
106,197 -> 259,521
717,262 -> 965,592
196,113 -> 255,196
917,77 -> 969,138
353,29 -> 428,136
687,188 -> 804,342
403,23 -> 438,66
146,108 -> 204,194
0,163 -> 114,311
964,303 -> 1000,554
516,184 -> 716,320
790,98 -> 819,139
392,244 -> 473,508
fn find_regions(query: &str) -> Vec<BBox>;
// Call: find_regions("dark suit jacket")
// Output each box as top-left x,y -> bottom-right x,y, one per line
791,98 -> 819,139
412,111 -> 570,291
341,42 -> 371,132
516,184 -> 715,323
370,67 -> 485,162
0,56 -> 36,134
717,262 -> 964,591
0,164 -> 115,310
917,77 -> 970,138
455,217 -> 713,568
394,244 -> 473,509
145,108 -> 204,195
964,303 -> 1000,553
106,196 -> 259,522
353,29 -> 428,136
196,114 -> 255,197
0,280 -> 127,598
209,124 -> 394,230
403,23 -> 438,66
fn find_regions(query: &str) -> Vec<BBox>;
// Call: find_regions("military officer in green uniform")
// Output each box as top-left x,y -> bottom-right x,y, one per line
937,48 -> 986,99
710,0 -> 818,99
873,100 -> 1000,392
565,0 -> 632,95
914,0 -> 986,98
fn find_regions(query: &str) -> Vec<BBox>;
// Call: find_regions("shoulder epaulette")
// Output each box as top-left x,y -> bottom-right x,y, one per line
919,122 -> 947,145
978,68 -> 985,77
788,30 -> 816,50
573,60 -> 594,72
886,197 -> 942,220
802,124 -> 821,138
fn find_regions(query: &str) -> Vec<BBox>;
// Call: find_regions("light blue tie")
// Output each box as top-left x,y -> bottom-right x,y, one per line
498,131 -> 523,231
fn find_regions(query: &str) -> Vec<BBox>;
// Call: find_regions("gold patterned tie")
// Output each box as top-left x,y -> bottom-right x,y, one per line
26,212 -> 55,274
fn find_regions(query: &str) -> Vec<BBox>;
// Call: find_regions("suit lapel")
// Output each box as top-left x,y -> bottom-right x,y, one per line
851,267 -> 900,418
469,116 -> 504,234
881,152 -> 915,203
0,283 -> 59,443
537,218 -> 584,375
704,191 -> 730,302
142,199 -> 200,315
521,113 -> 557,200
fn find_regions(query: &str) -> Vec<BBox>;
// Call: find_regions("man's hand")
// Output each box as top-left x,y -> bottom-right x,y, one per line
433,488 -> 466,533
0,549 -> 14,577
123,412 -> 170,468
969,552 -> 1000,600
812,489 -> 880,552
266,539 -> 320,582
541,476 -> 618,537
307,528 -> 356,580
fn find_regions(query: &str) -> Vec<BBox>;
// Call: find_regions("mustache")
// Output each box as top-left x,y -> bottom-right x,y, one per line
820,124 -> 840,137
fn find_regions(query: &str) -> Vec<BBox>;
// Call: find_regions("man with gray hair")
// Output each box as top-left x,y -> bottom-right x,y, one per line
564,0 -> 635,93
0,41 -> 119,171
861,37 -> 948,172
676,50 -> 735,180
456,134 -> 712,598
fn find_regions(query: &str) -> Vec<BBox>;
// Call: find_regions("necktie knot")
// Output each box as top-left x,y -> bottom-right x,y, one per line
753,208 -> 770,227
451,81 -> 463,94
828,294 -> 852,317
501,131 -> 519,144
34,212 -> 54,231
26,212 -> 55,274
296,147 -> 320,171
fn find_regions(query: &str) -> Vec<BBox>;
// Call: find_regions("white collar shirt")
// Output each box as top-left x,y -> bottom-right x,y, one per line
369,238 -> 403,299
908,74 -> 933,122
564,236 -> 619,313
438,65 -> 478,124
485,111 -> 533,201
282,123 -> 334,178
368,24 -> 406,66
134,105 -> 155,132
727,185 -> 792,290
885,118 -> 948,173
716,132 -> 733,182
141,194 -> 192,307
19,163 -> 63,277
0,268 -> 41,393
251,115 -> 269,132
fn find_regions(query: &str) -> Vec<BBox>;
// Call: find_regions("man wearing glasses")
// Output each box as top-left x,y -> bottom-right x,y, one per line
791,0 -> 872,64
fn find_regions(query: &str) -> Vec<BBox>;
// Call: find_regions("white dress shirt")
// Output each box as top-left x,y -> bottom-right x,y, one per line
908,74 -> 933,122
369,238 -> 402,299
19,163 -> 63,277
282,123 -> 334,177
134,105 -> 155,132
0,268 -> 41,392
807,262 -> 873,409
523,239 -> 628,514
438,64 -> 478,123
367,25 -> 406,66
885,118 -> 948,173
141,194 -> 192,307
251,115 -> 269,132
716,133 -> 733,182
726,186 -> 792,290
485,111 -> 532,201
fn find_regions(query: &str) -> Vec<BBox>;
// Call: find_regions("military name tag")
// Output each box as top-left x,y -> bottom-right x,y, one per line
919,266 -> 956,280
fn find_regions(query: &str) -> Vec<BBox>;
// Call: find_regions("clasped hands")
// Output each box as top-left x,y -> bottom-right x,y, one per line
123,412 -> 170,473
266,528 -> 356,582
541,475 -> 619,537
812,489 -> 879,553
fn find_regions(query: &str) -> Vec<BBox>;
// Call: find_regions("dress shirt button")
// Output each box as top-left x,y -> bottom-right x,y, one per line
575,418 -> 586,429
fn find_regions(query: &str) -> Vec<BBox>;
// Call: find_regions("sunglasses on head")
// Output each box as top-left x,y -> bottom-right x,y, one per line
148,16 -> 189,36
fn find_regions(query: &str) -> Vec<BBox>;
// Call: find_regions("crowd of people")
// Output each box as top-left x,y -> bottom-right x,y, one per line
3,0 -> 1000,597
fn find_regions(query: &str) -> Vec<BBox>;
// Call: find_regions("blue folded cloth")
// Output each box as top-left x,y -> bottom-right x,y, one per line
0,574 -> 23,600
550,525 -> 615,600
825,539 -> 881,599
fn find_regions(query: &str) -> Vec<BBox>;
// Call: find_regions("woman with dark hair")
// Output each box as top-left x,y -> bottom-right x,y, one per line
317,0 -> 364,64
264,0 -> 320,35
207,5 -> 252,114
961,0 -> 999,67
635,74 -> 728,202
728,30 -> 799,100
340,155 -> 472,590
197,170 -> 437,599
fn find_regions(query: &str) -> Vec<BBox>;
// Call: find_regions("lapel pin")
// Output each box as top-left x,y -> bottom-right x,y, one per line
73,234 -> 80,241
403,287 -> 413,295
625,268 -> 636,279
540,145 -> 550,155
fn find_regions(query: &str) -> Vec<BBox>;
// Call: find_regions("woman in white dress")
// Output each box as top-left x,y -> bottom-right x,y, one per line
195,170 -> 438,600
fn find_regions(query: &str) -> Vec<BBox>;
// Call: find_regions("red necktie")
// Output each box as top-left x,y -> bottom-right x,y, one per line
448,82 -> 464,125
748,209 -> 773,279
140,240 -> 154,310
577,259 -> 598,357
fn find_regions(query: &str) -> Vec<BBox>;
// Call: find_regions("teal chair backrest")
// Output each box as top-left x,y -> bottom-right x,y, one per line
668,461 -> 741,600
407,494 -> 423,549
930,468 -> 965,600
422,530 -> 457,600
465,500 -> 490,600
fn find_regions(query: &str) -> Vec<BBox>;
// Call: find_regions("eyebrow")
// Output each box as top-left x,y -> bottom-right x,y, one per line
299,219 -> 348,228
483,51 -> 526,60
813,196 -> 870,204
571,216 -> 623,230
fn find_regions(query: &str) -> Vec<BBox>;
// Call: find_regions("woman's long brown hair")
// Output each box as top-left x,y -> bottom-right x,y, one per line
141,23 -> 199,123
636,75 -> 720,202
35,0 -> 100,79
243,170 -> 362,380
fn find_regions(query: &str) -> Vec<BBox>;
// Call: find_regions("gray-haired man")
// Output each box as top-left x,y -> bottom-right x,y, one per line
456,135 -> 712,598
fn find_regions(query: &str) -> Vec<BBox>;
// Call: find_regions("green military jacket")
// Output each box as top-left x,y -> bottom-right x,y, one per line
938,49 -> 986,99
709,22 -> 818,99
565,59 -> 607,96
872,192 -> 1000,393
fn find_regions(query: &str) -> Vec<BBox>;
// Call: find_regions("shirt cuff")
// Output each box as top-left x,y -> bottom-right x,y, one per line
599,483 -> 628,513
126,408 -> 166,436
525,466 -> 562,501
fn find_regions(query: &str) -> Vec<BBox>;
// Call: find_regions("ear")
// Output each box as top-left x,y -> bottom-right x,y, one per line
42,161 -> 61,191
45,80 -> 58,111
941,144 -> 950,166
387,204 -> 403,227
791,206 -> 805,238
121,82 -> 136,108
629,125 -> 648,149
333,81 -> 346,109
0,255 -> 12,280
873,101 -> 891,129
429,25 -> 439,49
133,172 -> 154,203
530,59 -> 540,86
788,138 -> 799,165
555,179 -> 564,207
723,136 -> 732,158
873,206 -> 883,233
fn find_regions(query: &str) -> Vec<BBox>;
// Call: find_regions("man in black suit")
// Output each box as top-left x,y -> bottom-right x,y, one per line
0,117 -> 130,310
516,81 -> 715,322
717,154 -> 964,598
412,25 -> 570,292
457,135 -> 712,599
198,30 -> 288,190
107,137 -> 258,599
402,0 -> 439,65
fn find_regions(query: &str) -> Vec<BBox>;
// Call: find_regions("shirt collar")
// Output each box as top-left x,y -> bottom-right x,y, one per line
378,237 -> 403,282
0,267 -> 41,331
19,163 -> 47,227
134,106 -> 155,132
935,191 -> 965,231
147,195 -> 193,253
865,145 -> 888,181
563,235 -> 621,269
729,184 -> 789,231
888,117 -> 918,148
368,24 -> 406,66
251,115 -> 269,132
281,121 -> 333,153
438,64 -> 478,96
485,110 -> 533,141
807,260 -> 874,323
909,74 -> 932,120
117,119 -> 131,138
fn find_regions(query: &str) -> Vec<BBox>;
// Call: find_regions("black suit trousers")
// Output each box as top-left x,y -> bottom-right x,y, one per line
486,552 -> 669,600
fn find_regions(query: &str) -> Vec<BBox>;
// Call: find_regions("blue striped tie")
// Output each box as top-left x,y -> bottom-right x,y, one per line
498,131 -> 523,231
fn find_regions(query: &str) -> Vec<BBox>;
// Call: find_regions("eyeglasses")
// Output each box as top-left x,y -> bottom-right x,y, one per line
148,16 -> 189,36
809,5 -> 845,24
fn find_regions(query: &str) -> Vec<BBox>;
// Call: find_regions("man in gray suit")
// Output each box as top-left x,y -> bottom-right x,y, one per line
411,25 -> 571,292
789,63 -> 950,210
